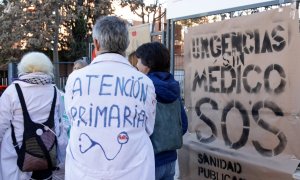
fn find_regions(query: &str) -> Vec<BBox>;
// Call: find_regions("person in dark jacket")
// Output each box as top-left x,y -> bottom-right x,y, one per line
136,42 -> 188,180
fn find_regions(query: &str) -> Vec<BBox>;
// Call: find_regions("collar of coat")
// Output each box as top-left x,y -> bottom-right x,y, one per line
91,53 -> 134,69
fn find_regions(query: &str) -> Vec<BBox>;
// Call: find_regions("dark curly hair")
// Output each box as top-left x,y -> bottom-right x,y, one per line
135,42 -> 170,72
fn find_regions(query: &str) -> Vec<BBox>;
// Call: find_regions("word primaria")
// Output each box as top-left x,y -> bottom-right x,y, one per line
70,104 -> 148,128
193,63 -> 286,95
191,24 -> 286,64
72,74 -> 149,104
198,153 -> 242,174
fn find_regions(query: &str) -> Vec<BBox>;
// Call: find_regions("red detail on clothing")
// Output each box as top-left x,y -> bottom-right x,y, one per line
119,135 -> 128,140
132,31 -> 137,36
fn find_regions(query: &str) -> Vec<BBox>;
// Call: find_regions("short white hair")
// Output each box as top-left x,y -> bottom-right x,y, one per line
18,52 -> 54,77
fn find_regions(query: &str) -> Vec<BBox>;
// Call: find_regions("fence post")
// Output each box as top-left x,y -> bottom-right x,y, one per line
8,62 -> 18,85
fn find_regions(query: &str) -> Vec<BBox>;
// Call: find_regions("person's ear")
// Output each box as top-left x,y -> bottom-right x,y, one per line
93,39 -> 101,54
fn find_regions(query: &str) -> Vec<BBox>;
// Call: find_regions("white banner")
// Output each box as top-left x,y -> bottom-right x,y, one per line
126,23 -> 151,56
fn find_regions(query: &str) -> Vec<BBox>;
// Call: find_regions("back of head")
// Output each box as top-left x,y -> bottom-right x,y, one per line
136,42 -> 170,72
73,59 -> 88,71
92,16 -> 129,56
18,52 -> 54,77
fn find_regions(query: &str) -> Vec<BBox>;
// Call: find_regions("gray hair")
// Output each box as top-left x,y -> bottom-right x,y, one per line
18,52 -> 54,77
74,59 -> 88,67
92,16 -> 129,56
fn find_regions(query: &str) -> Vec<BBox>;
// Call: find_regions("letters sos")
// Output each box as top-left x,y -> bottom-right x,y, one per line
193,63 -> 287,157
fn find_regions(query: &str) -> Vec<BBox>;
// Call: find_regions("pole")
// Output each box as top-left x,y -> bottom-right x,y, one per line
8,62 -> 17,85
53,2 -> 60,87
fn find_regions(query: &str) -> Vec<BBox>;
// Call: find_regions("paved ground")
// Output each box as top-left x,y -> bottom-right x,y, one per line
53,166 -> 65,180
52,161 -> 181,180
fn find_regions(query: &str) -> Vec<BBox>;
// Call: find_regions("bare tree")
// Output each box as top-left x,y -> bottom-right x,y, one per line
120,0 -> 166,33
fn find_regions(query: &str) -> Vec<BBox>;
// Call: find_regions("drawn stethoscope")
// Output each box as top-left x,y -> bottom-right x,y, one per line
78,131 -> 129,161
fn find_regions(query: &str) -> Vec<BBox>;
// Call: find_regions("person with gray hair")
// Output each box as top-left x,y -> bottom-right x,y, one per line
64,16 -> 156,180
0,52 -> 65,180
73,58 -> 88,71
92,16 -> 129,56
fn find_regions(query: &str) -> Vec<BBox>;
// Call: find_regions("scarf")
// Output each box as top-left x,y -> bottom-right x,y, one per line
17,72 -> 53,85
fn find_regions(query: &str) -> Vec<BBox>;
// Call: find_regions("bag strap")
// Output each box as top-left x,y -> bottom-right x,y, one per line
11,83 -> 32,155
44,87 -> 57,128
10,122 -> 20,154
14,83 -> 57,128
15,83 -> 33,128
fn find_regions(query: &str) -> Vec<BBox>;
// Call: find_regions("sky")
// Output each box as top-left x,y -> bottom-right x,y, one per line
114,0 -> 167,21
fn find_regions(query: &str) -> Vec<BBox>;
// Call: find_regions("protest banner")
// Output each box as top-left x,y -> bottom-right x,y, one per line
126,23 -> 151,56
182,6 -> 300,180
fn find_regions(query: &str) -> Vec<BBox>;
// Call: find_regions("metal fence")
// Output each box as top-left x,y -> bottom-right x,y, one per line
173,55 -> 185,99
57,76 -> 68,92
0,78 -> 8,86
0,77 -> 68,91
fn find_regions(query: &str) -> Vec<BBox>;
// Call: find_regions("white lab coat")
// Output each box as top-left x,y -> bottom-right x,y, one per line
64,53 -> 157,180
0,81 -> 64,180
